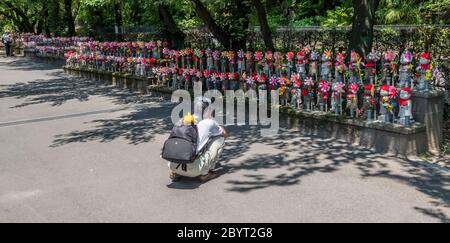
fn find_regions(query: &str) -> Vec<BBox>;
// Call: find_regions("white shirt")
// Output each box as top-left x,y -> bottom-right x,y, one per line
2,34 -> 11,44
196,118 -> 223,153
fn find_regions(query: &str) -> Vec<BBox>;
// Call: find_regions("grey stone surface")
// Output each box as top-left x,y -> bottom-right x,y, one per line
412,90 -> 445,154
281,114 -> 428,157
1,57 -> 450,223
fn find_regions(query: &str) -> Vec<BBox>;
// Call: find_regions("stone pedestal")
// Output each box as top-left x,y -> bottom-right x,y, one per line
280,108 -> 427,157
412,90 -> 445,154
24,49 -> 36,57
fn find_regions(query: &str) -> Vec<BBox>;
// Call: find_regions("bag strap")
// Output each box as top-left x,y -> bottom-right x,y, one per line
197,135 -> 221,156
175,163 -> 188,172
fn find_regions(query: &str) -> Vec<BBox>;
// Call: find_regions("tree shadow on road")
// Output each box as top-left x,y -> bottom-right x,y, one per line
355,158 -> 450,223
0,57 -> 64,72
51,103 -> 174,146
220,123 -> 450,222
0,69 -> 158,108
221,125 -> 381,192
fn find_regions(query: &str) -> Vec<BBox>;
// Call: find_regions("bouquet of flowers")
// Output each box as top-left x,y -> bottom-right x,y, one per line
317,79 -> 330,111
384,51 -> 397,70
365,50 -> 380,83
257,73 -> 268,90
274,52 -> 283,76
237,49 -> 245,73
308,50 -> 319,79
335,52 -> 346,83
363,83 -> 377,120
321,50 -> 333,81
346,82 -> 359,117
332,82 -> 345,115
194,49 -> 204,69
399,51 -> 413,87
303,77 -> 315,97
302,77 -> 315,110
227,51 -> 236,72
416,52 -> 432,90
348,51 -> 363,84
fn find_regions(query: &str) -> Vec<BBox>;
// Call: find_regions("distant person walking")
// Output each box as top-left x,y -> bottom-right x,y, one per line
2,32 -> 12,57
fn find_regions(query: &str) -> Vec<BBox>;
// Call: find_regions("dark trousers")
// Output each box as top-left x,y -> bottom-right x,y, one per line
4,43 -> 11,56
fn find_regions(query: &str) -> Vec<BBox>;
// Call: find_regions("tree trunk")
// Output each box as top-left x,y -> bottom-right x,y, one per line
348,0 -> 380,59
64,0 -> 76,36
49,0 -> 62,36
191,0 -> 231,49
113,1 -> 123,41
230,0 -> 251,50
252,0 -> 274,51
43,0 -> 50,36
131,0 -> 142,26
158,4 -> 185,49
322,0 -> 335,11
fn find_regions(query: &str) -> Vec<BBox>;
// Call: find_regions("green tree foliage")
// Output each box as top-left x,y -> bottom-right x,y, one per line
1,0 -> 447,34
0,0 -> 448,51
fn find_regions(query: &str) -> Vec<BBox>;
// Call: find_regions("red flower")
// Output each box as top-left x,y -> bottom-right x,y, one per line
302,88 -> 309,97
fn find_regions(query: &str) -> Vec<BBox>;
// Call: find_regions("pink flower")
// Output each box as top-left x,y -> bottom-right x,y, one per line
270,77 -> 279,86
389,86 -> 398,98
274,52 -> 281,61
220,72 -> 227,81
246,76 -> 254,84
349,83 -> 358,93
310,50 -> 319,61
213,51 -> 221,60
238,50 -> 245,59
254,52 -> 263,61
286,52 -> 295,61
334,82 -> 345,93
265,51 -> 273,60
196,71 -> 203,78
320,80 -> 329,93
163,48 -> 170,55
305,77 -> 314,86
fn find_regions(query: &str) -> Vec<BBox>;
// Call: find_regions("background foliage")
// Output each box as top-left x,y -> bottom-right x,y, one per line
1,0 -> 448,36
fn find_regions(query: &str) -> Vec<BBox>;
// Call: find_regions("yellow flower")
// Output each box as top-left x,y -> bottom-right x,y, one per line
425,69 -> 432,81
279,86 -> 286,96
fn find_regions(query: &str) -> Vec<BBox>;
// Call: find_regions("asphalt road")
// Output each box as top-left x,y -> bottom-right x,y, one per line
0,57 -> 449,223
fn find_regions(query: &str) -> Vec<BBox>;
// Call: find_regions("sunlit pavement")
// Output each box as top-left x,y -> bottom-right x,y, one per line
0,57 -> 449,222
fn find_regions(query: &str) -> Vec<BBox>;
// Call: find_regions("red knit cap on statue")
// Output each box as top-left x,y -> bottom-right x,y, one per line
420,52 -> 431,60
380,84 -> 390,91
401,86 -> 413,95
297,51 -> 306,57
365,84 -> 374,91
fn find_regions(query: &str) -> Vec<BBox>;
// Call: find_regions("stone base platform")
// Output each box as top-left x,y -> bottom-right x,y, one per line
280,107 -> 427,157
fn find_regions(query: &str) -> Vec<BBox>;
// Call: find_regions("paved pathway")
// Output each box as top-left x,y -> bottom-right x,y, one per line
0,57 -> 449,222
